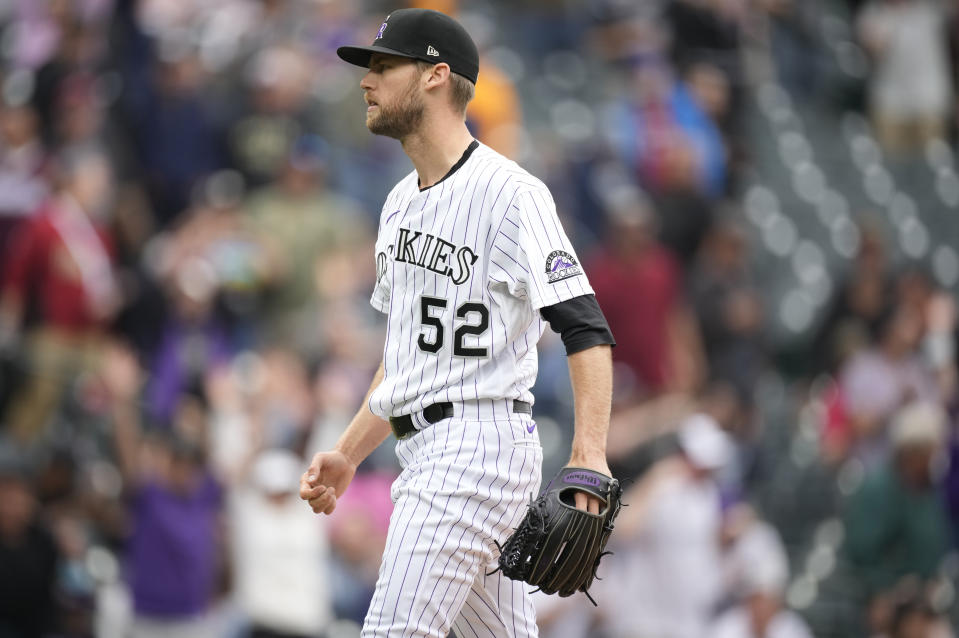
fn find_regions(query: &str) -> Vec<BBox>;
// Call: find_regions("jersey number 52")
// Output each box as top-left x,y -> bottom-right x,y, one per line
418,296 -> 490,357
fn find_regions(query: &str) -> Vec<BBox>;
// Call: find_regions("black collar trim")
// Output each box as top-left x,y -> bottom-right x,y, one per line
418,140 -> 479,192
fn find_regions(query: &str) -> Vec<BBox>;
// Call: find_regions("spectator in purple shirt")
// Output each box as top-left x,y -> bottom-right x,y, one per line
102,342 -> 223,638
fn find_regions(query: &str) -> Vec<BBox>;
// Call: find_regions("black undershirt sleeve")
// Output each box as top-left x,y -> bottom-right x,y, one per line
539,294 -> 616,356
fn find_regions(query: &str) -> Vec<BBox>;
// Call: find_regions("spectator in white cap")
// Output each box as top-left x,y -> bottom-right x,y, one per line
843,401 -> 952,630
888,401 -> 947,454
229,449 -> 333,638
711,504 -> 814,638
598,414 -> 733,638
678,412 -> 736,475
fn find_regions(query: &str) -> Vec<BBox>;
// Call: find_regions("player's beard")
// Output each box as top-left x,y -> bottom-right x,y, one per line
367,76 -> 425,140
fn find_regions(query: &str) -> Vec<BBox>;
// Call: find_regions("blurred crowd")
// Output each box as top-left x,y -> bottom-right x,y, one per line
0,1 -> 957,638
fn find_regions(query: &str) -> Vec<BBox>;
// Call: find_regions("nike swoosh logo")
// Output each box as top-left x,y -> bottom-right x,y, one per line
526,423 -> 536,433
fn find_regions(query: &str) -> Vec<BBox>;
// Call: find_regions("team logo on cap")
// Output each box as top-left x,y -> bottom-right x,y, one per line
545,250 -> 581,283
427,45 -> 439,56
376,21 -> 388,40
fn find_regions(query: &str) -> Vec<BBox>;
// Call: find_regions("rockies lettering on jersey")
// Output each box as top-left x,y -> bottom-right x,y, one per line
368,141 -> 594,419
379,227 -> 478,285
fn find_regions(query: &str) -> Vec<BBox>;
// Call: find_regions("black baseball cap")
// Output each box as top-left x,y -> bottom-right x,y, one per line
337,9 -> 479,84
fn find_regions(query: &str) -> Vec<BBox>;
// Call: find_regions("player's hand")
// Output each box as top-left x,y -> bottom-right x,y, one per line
565,458 -> 612,515
299,450 -> 357,515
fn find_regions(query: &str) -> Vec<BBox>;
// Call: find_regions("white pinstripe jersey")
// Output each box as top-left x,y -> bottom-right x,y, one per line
368,141 -> 593,419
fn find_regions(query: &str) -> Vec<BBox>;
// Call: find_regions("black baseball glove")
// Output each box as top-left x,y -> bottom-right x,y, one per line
494,466 -> 622,605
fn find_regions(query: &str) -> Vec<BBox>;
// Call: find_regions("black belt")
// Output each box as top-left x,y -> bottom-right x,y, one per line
389,400 -> 532,440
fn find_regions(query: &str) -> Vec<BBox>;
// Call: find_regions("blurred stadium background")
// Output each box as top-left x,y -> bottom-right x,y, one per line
0,0 -> 958,637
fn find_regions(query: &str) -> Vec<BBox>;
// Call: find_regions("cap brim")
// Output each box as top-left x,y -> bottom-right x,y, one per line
337,45 -> 420,69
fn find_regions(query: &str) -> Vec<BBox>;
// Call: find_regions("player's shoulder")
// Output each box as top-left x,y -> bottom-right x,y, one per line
472,143 -> 551,200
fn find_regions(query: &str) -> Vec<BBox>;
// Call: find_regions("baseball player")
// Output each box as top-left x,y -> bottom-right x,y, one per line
299,9 -> 616,638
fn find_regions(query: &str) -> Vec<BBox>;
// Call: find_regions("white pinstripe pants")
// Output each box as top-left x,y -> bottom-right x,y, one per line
362,404 -> 543,638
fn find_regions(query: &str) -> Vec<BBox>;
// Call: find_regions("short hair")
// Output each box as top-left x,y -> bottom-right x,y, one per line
415,60 -> 474,115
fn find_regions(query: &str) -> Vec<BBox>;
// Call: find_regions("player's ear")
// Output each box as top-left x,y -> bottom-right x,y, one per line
423,62 -> 452,92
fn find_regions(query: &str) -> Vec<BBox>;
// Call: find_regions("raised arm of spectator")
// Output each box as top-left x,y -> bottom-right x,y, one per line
101,342 -> 147,488
856,2 -> 893,58
668,303 -> 707,393
616,456 -> 687,537
925,292 -> 958,405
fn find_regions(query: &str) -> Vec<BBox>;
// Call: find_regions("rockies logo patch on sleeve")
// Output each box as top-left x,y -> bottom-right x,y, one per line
545,250 -> 581,283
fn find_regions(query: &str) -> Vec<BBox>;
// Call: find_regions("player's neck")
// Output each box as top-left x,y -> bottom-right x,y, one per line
401,118 -> 475,190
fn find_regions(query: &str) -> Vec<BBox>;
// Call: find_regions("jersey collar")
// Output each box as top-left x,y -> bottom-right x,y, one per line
418,139 -> 480,192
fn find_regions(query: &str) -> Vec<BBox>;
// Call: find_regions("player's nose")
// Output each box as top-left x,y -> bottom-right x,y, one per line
360,72 -> 375,91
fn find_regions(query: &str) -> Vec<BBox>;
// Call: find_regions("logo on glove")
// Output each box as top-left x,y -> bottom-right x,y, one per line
563,471 -> 601,488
